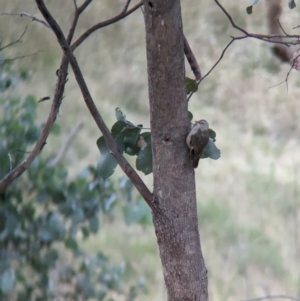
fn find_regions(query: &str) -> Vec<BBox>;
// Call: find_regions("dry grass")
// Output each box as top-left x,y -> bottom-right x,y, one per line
1,0 -> 300,300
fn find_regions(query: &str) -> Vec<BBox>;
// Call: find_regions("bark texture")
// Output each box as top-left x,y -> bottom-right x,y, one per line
143,1 -> 208,300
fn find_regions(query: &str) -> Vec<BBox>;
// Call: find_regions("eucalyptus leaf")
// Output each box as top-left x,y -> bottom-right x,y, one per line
89,216 -> 99,233
185,77 -> 198,95
136,132 -> 153,175
209,129 -> 216,140
0,268 -> 16,294
289,0 -> 296,9
65,238 -> 78,251
201,138 -> 221,160
96,136 -> 118,179
246,0 -> 259,14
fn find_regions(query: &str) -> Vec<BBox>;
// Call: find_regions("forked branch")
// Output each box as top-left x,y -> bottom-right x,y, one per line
35,0 -> 153,207
187,0 -> 300,101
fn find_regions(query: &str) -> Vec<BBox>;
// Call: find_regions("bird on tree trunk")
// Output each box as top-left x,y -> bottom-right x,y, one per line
186,119 -> 209,168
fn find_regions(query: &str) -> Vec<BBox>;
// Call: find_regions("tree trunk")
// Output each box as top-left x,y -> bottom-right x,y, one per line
143,1 -> 208,300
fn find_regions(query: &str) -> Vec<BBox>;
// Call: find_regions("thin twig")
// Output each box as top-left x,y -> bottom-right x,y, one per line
73,0 -> 78,10
186,0 -> 300,101
0,50 -> 42,63
35,0 -> 154,207
0,27 -> 27,51
48,122 -> 84,167
71,1 -> 143,51
214,0 -> 299,47
277,19 -> 289,36
0,12 -> 53,31
187,38 -> 235,102
122,0 -> 132,13
183,35 -> 201,81
239,295 -> 300,301
268,51 -> 300,92
67,0 -> 93,44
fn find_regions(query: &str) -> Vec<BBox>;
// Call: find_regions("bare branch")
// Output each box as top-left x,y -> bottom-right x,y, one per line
73,0 -> 78,10
0,57 -> 69,192
0,12 -> 52,31
214,0 -> 300,47
240,295 -> 300,301
35,0 -> 153,207
67,0 -> 93,44
71,1 -> 143,51
277,19 -> 289,36
184,35 -> 201,81
48,122 -> 84,167
186,0 -> 300,101
187,38 -> 235,102
0,27 -> 27,51
0,50 -> 42,63
122,0 -> 132,13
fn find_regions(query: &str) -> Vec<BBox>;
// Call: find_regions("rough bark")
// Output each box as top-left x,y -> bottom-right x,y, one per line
143,1 -> 208,300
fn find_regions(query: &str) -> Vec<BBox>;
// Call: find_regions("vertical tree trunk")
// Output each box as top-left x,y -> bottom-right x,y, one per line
143,1 -> 208,300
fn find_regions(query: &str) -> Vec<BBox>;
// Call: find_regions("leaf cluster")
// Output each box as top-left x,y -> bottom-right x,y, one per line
97,108 -> 152,179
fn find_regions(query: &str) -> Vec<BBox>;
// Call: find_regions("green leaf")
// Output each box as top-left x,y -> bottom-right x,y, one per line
81,226 -> 90,239
65,238 -> 78,251
246,6 -> 253,14
185,77 -> 198,94
0,148 -> 10,179
246,0 -> 259,14
0,268 -> 16,294
123,199 -> 151,226
188,111 -> 193,122
201,138 -> 221,160
89,216 -> 99,233
111,121 -> 127,138
209,128 -> 216,140
115,107 -> 126,121
44,249 -> 59,266
96,136 -> 118,180
124,127 -> 141,147
111,120 -> 127,153
47,212 -> 65,239
289,0 -> 296,9
111,120 -> 142,155
124,127 -> 141,156
136,132 -> 152,175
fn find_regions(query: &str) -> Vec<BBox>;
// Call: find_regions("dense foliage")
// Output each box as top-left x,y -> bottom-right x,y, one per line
0,56 -> 148,301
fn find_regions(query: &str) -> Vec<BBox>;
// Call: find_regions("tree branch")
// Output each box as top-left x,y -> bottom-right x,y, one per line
184,35 -> 201,81
71,1 -> 143,51
187,38 -> 235,102
187,0 -> 300,101
0,27 -> 27,51
0,12 -> 53,31
67,0 -> 93,44
0,0 -> 97,192
35,0 -> 154,207
214,0 -> 299,47
0,56 -> 68,192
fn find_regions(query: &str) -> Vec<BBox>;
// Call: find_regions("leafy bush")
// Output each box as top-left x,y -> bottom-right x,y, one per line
0,54 -> 147,301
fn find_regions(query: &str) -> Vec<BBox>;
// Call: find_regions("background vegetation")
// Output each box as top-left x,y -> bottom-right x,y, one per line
0,1 -> 300,300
